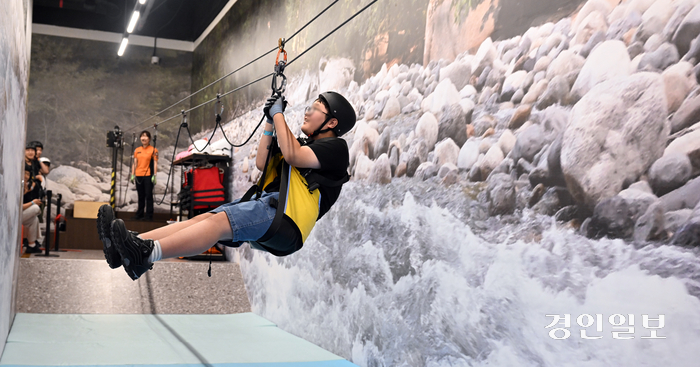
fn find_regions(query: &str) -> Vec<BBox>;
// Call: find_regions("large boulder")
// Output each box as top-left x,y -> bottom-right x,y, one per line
457,140 -> 480,170
353,154 -> 374,181
381,97 -> 401,120
47,165 -> 99,188
44,179 -> 76,207
423,79 -> 461,115
561,73 -> 669,210
546,50 -> 585,81
618,186 -> 659,223
433,138 -> 460,167
660,176 -> 700,211
585,195 -> 636,239
638,43 -> 680,71
573,10 -> 608,45
607,9 -> 643,41
498,129 -> 517,157
511,124 -> 548,163
532,186 -> 575,216
439,61 -> 472,91
406,139 -> 430,177
414,162 -> 439,181
648,153 -> 693,196
487,173 -> 516,216
318,58 -> 355,92
501,70 -> 528,101
662,62 -> 696,113
672,3 -> 700,57
641,0 -> 675,32
536,75 -> 570,109
671,204 -> 700,246
471,37 -> 498,77
665,209 -> 693,234
480,145 -> 505,179
570,40 -> 631,102
670,95 -> 700,134
368,154 -> 392,184
573,0 -> 614,32
438,104 -> 471,146
521,79 -> 549,105
74,183 -> 102,201
508,104 -> 532,130
664,127 -> 700,174
633,201 -> 666,243
373,128 -> 392,159
415,112 -> 439,149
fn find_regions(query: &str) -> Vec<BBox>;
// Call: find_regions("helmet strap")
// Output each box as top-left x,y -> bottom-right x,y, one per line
308,116 -> 334,138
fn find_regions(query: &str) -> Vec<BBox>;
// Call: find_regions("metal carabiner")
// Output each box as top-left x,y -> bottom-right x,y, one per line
275,38 -> 287,66
272,38 -> 288,96
271,66 -> 287,96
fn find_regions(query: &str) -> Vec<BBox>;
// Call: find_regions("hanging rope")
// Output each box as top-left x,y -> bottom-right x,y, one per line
156,114 -> 187,206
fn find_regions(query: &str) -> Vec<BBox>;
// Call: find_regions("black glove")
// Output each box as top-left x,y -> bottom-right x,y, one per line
263,95 -> 287,121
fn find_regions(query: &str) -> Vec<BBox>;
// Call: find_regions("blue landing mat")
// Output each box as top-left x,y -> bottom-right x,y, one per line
0,313 -> 356,367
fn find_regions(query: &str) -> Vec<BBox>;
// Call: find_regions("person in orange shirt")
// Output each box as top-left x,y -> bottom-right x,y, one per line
130,130 -> 158,220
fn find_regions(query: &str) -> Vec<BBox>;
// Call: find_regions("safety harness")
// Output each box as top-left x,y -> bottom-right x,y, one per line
231,137 -> 348,256
219,39 -> 349,256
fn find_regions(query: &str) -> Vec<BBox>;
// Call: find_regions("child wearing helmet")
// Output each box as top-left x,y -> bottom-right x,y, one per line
98,92 -> 355,280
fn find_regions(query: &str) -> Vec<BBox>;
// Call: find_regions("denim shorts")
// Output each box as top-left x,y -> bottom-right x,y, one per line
209,191 -> 278,243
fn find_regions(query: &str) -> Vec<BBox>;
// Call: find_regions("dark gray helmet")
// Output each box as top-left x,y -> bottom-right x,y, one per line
319,91 -> 356,136
28,141 -> 43,149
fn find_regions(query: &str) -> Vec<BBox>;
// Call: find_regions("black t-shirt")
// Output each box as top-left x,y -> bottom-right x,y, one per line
262,137 -> 349,219
23,181 -> 40,204
26,160 -> 40,179
305,138 -> 349,219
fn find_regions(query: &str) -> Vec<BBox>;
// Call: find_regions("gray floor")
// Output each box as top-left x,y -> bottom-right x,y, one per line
17,250 -> 251,314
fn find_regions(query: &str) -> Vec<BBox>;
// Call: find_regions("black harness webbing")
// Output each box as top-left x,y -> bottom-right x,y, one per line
223,137 -> 348,256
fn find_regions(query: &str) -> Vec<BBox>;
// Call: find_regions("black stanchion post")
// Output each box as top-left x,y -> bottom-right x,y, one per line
107,126 -> 123,210
39,191 -> 58,257
39,190 -> 57,257
43,190 -> 51,256
55,194 -> 62,252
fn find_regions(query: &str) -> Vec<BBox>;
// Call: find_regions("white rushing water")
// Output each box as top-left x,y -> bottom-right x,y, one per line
237,180 -> 700,367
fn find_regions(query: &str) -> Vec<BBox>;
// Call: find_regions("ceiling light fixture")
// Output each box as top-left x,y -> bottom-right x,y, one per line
117,38 -> 129,56
126,11 -> 141,33
139,0 -> 147,4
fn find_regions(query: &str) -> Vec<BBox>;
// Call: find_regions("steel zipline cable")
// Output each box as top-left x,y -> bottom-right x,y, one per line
147,0 -> 379,204
123,0 -> 342,134
150,0 -> 379,133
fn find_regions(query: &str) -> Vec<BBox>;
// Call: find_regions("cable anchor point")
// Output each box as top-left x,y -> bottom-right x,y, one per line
215,94 -> 223,124
180,110 -> 188,128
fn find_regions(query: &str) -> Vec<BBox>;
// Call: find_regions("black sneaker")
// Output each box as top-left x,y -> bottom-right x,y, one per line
111,219 -> 154,281
97,205 -> 121,269
25,245 -> 42,254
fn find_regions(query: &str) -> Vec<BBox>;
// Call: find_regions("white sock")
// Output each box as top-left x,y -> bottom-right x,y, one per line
148,240 -> 162,263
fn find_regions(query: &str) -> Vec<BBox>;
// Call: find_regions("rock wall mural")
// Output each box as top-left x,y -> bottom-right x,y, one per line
21,0 -> 700,365
25,36 -> 191,213
0,0 -> 32,358
190,0 -> 700,365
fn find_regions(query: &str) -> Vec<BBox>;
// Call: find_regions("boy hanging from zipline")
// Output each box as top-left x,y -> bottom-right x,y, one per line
97,91 -> 355,280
